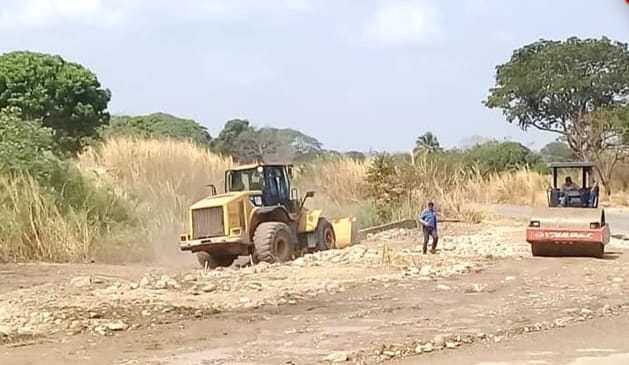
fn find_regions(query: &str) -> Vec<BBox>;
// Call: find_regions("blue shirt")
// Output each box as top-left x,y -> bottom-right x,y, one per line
419,208 -> 437,229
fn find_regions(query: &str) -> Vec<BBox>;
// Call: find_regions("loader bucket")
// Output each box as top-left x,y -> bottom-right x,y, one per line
329,216 -> 360,249
526,207 -> 610,258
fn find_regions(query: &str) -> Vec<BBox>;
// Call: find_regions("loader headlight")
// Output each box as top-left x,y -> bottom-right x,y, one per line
589,222 -> 600,229
529,220 -> 540,227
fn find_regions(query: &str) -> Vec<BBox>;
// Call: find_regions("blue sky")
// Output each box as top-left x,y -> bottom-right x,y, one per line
1,0 -> 629,152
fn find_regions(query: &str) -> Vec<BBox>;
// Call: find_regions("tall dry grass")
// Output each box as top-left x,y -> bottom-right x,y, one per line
466,168 -> 549,206
0,173 -> 144,263
9,135 -> 629,264
77,137 -> 233,264
294,158 -> 373,224
0,174 -> 96,262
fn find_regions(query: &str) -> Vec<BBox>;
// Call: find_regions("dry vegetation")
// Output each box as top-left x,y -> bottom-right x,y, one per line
77,137 -> 233,264
2,136 -> 629,264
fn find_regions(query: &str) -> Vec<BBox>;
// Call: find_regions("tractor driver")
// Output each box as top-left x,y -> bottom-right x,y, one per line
559,176 -> 579,206
561,176 -> 578,192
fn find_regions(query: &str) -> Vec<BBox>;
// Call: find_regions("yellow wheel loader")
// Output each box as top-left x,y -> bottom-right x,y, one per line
179,162 -> 359,268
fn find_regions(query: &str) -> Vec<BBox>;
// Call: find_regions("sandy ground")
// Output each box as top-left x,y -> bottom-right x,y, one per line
391,314 -> 629,365
2,214 -> 629,365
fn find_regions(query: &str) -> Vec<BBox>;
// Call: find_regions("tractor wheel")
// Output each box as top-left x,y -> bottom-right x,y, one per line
196,251 -> 236,269
253,222 -> 294,264
531,243 -> 550,257
595,244 -> 605,259
584,244 -> 604,259
315,218 -> 336,251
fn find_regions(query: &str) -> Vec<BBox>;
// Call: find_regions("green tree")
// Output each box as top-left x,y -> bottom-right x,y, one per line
103,113 -> 212,145
365,153 -> 404,222
0,107 -> 56,179
344,151 -> 366,161
484,37 -> 629,159
540,141 -> 574,163
273,128 -> 323,161
212,119 -> 324,162
587,106 -> 629,195
211,119 -> 251,155
0,51 -> 111,155
230,127 -> 295,163
414,131 -> 442,155
463,140 -> 544,175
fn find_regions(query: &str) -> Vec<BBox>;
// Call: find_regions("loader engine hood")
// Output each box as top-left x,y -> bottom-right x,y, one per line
189,191 -> 262,210
187,191 -> 262,240
529,207 -> 606,229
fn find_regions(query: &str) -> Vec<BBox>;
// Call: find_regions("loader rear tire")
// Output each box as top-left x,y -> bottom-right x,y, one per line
196,252 -> 236,269
315,218 -> 336,251
253,222 -> 294,264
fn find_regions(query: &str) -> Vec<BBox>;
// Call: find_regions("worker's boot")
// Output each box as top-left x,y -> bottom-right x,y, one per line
430,237 -> 438,254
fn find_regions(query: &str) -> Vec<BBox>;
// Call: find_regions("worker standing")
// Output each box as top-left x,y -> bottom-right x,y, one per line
418,201 -> 438,254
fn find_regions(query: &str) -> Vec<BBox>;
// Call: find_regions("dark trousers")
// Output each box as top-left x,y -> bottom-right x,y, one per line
422,226 -> 438,253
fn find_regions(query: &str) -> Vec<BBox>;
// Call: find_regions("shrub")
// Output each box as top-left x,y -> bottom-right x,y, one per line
0,109 -> 143,263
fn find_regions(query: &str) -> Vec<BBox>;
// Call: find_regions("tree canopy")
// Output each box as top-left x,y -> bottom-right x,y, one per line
461,140 -> 544,174
540,141 -> 574,163
414,131 -> 442,154
103,112 -> 212,145
0,51 -> 111,155
586,105 -> 629,194
230,127 -> 295,163
211,119 -> 251,155
484,37 -> 629,159
211,119 -> 324,162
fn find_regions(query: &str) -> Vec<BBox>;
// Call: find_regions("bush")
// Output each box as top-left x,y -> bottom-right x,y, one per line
0,167 -> 144,263
0,109 -> 144,263
0,107 -> 57,178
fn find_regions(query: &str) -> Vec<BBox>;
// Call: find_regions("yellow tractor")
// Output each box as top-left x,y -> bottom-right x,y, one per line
179,162 -> 359,268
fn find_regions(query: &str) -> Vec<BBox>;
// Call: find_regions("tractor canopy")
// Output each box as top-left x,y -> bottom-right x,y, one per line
547,161 -> 599,208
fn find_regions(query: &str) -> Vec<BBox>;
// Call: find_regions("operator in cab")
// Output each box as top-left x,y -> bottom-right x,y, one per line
561,176 -> 578,192
559,176 -> 579,206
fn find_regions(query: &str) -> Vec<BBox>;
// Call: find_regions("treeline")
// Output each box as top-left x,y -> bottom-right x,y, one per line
104,114 -> 343,163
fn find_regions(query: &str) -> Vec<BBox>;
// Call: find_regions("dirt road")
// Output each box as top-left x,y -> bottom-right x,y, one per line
2,216 -> 629,365
391,313 -> 629,365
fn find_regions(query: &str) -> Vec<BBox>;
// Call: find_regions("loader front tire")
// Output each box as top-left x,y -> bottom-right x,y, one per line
315,218 -> 336,251
253,222 -> 294,264
196,251 -> 236,269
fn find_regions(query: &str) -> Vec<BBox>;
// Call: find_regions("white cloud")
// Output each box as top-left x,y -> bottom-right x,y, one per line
0,0 -> 313,30
0,0 -> 129,29
462,0 -> 510,15
363,0 -> 443,46
143,0 -> 313,21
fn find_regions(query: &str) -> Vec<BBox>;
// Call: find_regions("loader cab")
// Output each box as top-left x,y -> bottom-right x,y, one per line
547,162 -> 599,208
225,163 -> 300,213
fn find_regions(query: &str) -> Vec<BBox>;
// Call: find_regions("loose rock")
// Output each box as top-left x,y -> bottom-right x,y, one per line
201,284 -> 217,293
105,321 -> 128,331
324,351 -> 348,363
70,276 -> 92,288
